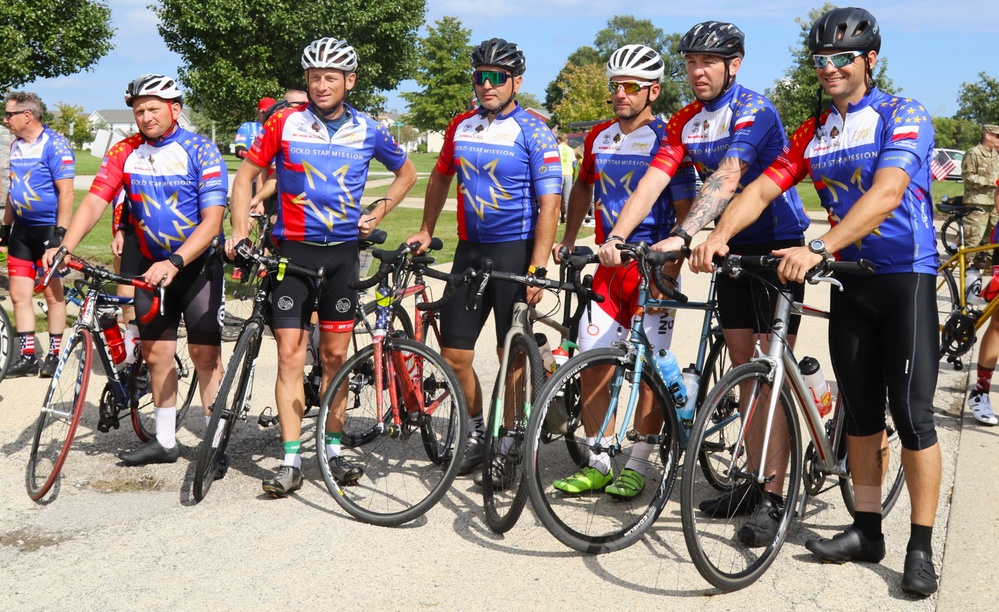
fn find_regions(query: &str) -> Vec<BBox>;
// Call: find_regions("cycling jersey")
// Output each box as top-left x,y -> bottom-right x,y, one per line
247,102 -> 407,243
763,87 -> 938,275
8,126 -> 74,226
90,126 -> 228,261
579,118 -> 696,244
650,82 -> 809,244
437,104 -> 562,243
234,121 -> 262,156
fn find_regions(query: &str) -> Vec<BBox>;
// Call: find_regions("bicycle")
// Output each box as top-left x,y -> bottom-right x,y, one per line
679,254 -> 904,592
934,197 -> 999,370
314,242 -> 466,526
0,294 -> 12,384
24,250 -> 195,501
522,241 -> 732,553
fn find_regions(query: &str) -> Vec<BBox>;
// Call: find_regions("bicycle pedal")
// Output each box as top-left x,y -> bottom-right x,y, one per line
258,407 -> 279,428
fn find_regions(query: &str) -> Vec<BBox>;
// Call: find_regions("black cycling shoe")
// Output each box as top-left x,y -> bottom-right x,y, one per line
805,525 -> 886,564
214,453 -> 229,481
472,453 -> 518,490
329,455 -> 363,484
7,355 -> 39,378
118,439 -> 181,466
38,353 -> 58,378
457,435 -> 485,476
699,480 -> 763,518
738,496 -> 781,548
900,550 -> 938,596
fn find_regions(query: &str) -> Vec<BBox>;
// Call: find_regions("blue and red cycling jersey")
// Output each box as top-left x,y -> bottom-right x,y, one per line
8,126 -> 75,226
764,87 -> 938,275
90,126 -> 228,261
247,102 -> 407,243
437,104 -> 562,243
650,82 -> 809,245
234,121 -> 262,156
578,118 -> 696,244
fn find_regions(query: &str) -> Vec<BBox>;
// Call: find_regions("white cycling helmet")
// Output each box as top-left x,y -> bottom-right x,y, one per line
302,37 -> 358,72
124,74 -> 183,107
606,44 -> 665,83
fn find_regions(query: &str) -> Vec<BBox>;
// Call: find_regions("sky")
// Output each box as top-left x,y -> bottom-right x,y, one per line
23,0 -> 999,121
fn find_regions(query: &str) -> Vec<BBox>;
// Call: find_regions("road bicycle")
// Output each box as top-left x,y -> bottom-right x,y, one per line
522,241 -> 732,553
0,294 -> 12,384
934,197 -> 999,370
679,254 -> 904,592
25,250 -> 199,501
315,242 -> 466,526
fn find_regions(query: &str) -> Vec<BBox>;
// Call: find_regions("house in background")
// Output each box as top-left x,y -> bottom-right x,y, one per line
84,109 -> 196,157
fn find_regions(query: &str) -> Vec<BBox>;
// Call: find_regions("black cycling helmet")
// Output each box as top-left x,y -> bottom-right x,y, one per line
808,7 -> 881,54
678,21 -> 745,59
471,38 -> 526,75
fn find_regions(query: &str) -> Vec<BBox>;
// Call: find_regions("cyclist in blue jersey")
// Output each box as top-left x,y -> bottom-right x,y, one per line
233,97 -> 275,159
407,38 -> 563,478
692,8 -> 941,596
600,22 -> 809,544
2,92 -> 72,379
226,37 -> 417,497
45,74 -> 227,466
550,45 -> 695,497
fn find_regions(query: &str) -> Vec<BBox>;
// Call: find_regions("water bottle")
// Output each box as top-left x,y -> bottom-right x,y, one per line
967,268 -> 986,305
535,333 -> 555,376
552,343 -> 570,370
799,356 -> 832,417
653,349 -> 687,410
123,321 -> 140,366
680,366 -> 700,422
100,314 -> 127,367
544,341 -> 574,435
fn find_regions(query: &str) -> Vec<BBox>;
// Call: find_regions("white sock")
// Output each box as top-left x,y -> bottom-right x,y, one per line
284,452 -> 302,469
155,407 -> 177,449
588,436 -> 613,475
624,442 -> 656,476
326,443 -> 341,458
468,413 -> 485,437
204,415 -> 211,428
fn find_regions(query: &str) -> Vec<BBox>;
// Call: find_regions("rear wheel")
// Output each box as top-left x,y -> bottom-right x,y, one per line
483,332 -> 542,533
938,216 -> 963,256
936,267 -> 973,359
839,408 -> 906,517
318,338 -> 467,526
697,333 -> 738,490
25,328 -> 92,501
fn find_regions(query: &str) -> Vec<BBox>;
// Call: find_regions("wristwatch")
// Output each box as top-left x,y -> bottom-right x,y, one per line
808,239 -> 831,259
670,228 -> 693,248
527,264 -> 548,279
168,253 -> 185,271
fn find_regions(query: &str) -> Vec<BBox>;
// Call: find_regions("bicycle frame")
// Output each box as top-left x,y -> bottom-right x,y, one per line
938,241 -> 999,326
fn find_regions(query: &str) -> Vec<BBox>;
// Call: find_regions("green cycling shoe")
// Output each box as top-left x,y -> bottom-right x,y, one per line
553,466 -> 613,494
605,468 -> 645,499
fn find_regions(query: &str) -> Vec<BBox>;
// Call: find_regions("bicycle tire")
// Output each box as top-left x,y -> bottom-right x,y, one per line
483,332 -> 542,533
130,333 -> 199,441
317,337 -> 467,526
936,267 -> 968,358
838,408 -> 906,517
0,301 -> 13,384
680,362 -> 802,592
193,322 -> 263,501
25,327 -> 92,501
524,347 -> 681,554
697,332 -> 737,490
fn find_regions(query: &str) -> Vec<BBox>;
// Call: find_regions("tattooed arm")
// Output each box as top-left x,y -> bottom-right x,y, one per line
677,156 -> 747,236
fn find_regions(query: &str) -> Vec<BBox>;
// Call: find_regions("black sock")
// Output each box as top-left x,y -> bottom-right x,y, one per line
907,524 -> 933,555
852,511 -> 883,540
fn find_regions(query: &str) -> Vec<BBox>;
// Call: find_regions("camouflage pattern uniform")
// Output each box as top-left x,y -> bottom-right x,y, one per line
962,125 -> 999,248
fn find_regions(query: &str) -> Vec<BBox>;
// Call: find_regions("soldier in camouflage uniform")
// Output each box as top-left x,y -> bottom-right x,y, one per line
962,124 -> 999,254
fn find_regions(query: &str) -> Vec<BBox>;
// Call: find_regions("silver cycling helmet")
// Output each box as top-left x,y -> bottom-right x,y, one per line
606,44 -> 665,83
301,37 -> 358,72
124,74 -> 183,107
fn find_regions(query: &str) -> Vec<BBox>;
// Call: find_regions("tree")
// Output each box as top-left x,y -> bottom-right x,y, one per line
49,102 -> 92,148
955,72 -> 999,126
932,117 -> 980,151
400,16 -> 472,134
550,63 -> 607,125
0,0 -> 114,91
516,91 -> 544,111
154,0 -> 425,131
767,4 -> 896,134
545,46 -> 601,121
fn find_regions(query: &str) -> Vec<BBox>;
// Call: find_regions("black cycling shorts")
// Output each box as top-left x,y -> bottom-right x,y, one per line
716,239 -> 804,335
829,272 -> 939,451
439,239 -> 531,351
270,240 -> 358,332
133,254 -> 224,346
7,223 -> 57,278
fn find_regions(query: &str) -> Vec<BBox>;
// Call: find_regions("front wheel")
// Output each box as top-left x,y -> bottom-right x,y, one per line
680,362 -> 802,592
317,337 -> 467,526
25,327 -> 93,501
524,347 -> 680,554
838,408 -> 906,517
131,332 -> 199,441
0,301 -> 13,384
482,332 -> 542,534
193,322 -> 263,502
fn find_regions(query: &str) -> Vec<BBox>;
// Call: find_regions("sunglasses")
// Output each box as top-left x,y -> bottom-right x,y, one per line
4,110 -> 28,119
608,81 -> 654,95
812,51 -> 862,70
473,70 -> 512,86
